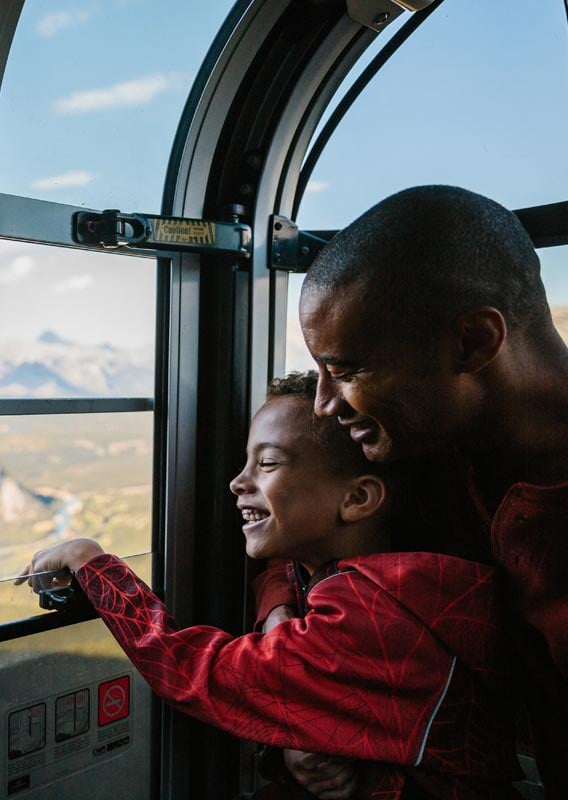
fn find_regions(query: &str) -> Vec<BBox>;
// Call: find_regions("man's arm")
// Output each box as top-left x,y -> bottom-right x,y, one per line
255,561 -> 357,799
253,559 -> 296,631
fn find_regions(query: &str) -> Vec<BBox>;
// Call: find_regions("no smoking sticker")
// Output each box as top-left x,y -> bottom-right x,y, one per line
98,676 -> 130,727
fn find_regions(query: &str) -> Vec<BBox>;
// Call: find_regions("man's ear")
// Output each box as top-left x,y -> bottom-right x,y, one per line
452,306 -> 507,374
340,476 -> 386,523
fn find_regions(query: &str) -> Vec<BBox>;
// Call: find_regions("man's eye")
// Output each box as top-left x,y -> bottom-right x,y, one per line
258,460 -> 279,469
330,370 -> 356,384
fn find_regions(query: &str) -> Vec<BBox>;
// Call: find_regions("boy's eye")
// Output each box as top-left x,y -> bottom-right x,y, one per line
258,460 -> 279,469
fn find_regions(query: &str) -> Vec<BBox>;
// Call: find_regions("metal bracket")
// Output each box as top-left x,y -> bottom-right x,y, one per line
346,0 -> 436,32
38,578 -> 94,614
73,209 -> 252,257
269,216 -> 329,273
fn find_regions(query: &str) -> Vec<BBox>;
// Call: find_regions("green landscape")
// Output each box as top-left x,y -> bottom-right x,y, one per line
0,411 -> 153,583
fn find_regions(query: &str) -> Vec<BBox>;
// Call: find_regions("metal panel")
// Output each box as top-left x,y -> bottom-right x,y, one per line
0,624 -> 152,800
0,0 -> 23,91
0,555 -> 154,799
0,194 -> 154,257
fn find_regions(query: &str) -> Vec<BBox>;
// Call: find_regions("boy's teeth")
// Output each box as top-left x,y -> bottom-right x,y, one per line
242,508 -> 269,522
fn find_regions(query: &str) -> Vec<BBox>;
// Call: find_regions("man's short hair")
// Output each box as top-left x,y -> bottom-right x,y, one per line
303,185 -> 550,341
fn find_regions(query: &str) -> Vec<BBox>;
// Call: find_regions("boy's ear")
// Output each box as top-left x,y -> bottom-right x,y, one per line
340,476 -> 386,523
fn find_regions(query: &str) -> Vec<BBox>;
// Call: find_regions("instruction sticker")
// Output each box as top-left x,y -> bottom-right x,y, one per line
55,690 -> 89,742
8,705 -> 46,760
153,218 -> 216,246
3,673 -> 133,798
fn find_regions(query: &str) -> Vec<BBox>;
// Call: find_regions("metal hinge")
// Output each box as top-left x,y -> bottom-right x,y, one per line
73,208 -> 252,257
269,215 -> 329,272
346,0 -> 437,32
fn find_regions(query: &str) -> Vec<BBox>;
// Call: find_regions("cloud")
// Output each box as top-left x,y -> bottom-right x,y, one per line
32,170 -> 95,190
54,73 -> 186,114
0,256 -> 35,285
305,180 -> 330,194
36,9 -> 93,37
52,275 -> 94,293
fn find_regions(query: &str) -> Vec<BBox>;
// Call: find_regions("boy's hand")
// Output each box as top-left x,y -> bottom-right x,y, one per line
15,539 -> 105,590
283,749 -> 358,799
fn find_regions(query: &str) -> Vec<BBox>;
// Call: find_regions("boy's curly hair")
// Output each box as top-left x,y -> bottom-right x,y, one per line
266,371 -> 384,480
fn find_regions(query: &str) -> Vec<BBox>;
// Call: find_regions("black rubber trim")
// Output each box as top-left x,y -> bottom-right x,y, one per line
293,0 -> 445,218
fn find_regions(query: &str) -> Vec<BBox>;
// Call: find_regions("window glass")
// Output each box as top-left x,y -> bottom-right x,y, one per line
286,0 -> 568,370
285,273 -> 311,374
0,240 -> 155,398
296,0 -> 568,231
540,246 -> 568,345
0,412 -> 153,583
0,0 -> 235,210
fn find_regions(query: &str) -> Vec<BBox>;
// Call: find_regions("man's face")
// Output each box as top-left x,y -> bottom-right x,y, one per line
230,396 -> 349,572
300,284 -> 472,463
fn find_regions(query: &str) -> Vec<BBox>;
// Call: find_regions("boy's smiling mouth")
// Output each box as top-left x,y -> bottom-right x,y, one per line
240,506 -> 270,525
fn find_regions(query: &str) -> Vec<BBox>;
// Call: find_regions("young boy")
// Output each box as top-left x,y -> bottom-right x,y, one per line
18,372 -> 521,799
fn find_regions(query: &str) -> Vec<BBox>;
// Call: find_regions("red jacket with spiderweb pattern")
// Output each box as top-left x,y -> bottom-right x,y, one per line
76,551 -> 521,799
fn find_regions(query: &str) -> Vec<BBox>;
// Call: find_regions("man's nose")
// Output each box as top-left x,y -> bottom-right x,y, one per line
314,373 -> 344,417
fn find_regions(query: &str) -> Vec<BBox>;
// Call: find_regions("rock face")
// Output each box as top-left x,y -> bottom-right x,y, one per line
0,468 -> 54,523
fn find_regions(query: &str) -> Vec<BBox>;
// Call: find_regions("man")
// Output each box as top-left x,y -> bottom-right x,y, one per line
296,184 -> 568,795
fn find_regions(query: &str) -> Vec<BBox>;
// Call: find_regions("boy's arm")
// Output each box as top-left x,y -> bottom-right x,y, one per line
19,544 -> 512,779
72,554 -> 459,764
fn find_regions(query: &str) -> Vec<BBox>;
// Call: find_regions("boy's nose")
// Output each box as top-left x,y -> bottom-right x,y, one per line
229,467 -> 252,495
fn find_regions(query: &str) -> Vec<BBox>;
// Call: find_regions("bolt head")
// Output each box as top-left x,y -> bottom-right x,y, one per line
373,11 -> 390,26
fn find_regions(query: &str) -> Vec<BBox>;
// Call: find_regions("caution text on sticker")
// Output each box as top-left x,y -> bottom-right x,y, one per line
153,219 -> 216,245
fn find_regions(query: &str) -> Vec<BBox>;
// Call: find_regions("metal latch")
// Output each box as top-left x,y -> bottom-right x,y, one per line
270,216 -> 330,273
39,578 -> 93,613
73,209 -> 252,257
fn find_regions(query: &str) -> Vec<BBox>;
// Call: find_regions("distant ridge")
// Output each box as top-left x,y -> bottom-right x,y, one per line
38,330 -> 73,346
0,467 -> 55,523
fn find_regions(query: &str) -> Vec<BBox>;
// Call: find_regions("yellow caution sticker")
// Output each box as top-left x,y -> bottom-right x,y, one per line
153,218 -> 216,246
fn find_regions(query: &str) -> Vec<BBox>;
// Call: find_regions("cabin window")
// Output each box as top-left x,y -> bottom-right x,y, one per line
0,0 -> 234,210
285,0 -> 568,371
0,239 -> 155,609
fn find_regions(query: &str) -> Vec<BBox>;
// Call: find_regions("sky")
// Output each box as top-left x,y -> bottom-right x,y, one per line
1,0 -> 568,354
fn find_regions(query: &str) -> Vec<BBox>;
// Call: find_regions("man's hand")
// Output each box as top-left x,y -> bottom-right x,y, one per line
283,749 -> 358,799
262,604 -> 295,633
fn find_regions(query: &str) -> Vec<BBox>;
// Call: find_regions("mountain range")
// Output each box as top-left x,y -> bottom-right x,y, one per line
0,331 -> 154,398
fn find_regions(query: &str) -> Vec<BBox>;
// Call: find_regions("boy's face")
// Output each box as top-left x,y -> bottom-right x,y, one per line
230,396 -> 350,572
